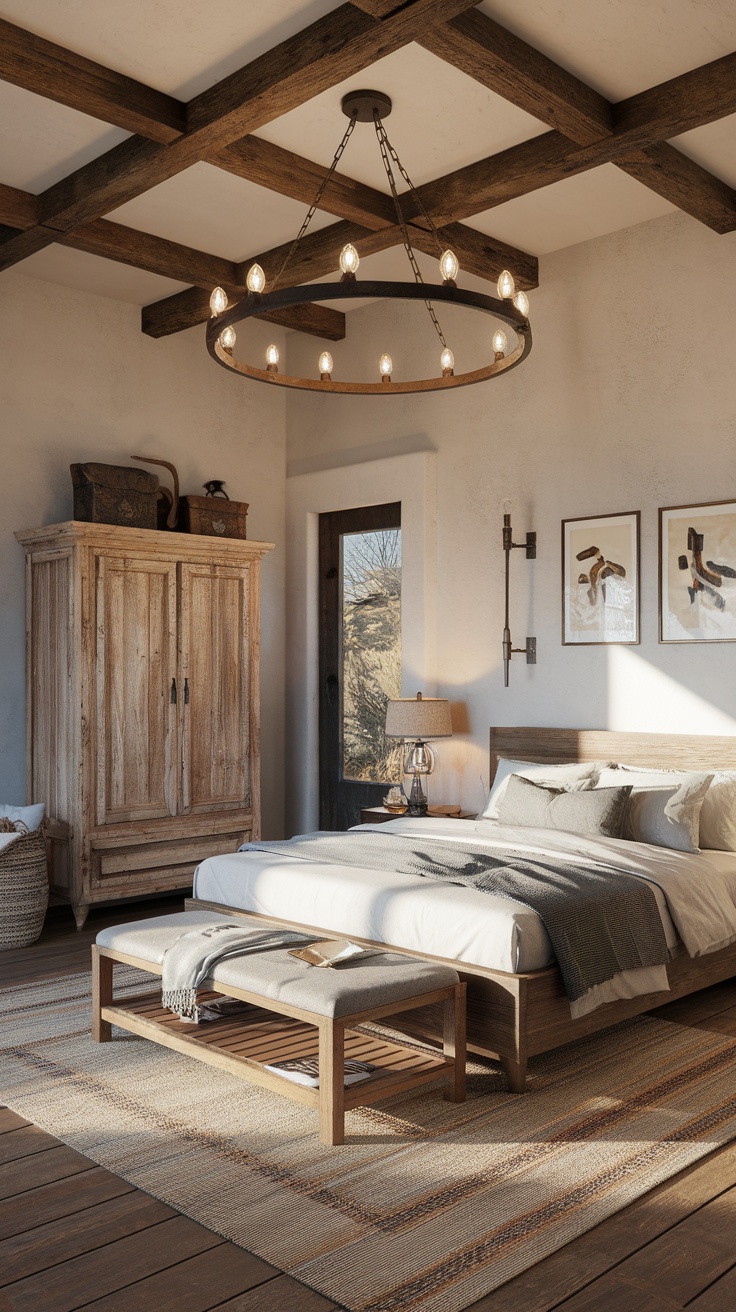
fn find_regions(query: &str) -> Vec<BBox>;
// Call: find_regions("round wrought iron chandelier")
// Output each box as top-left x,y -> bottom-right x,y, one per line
206,91 -> 532,395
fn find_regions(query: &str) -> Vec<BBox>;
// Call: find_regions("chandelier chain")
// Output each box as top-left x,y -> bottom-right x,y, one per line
378,126 -> 445,258
271,114 -> 358,291
374,115 -> 448,350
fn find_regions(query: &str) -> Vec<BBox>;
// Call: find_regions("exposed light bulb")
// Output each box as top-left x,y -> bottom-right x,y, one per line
439,249 -> 459,283
319,351 -> 334,378
209,286 -> 228,316
497,269 -> 515,299
440,347 -> 454,375
513,289 -> 529,317
379,353 -> 393,380
246,263 -> 266,294
265,343 -> 279,372
218,325 -> 236,351
492,329 -> 507,358
339,243 -> 360,276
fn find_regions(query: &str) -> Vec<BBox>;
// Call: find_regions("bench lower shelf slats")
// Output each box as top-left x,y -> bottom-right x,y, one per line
101,993 -> 452,1110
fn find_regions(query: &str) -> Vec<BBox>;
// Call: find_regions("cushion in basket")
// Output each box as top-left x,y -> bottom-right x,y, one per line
0,801 -> 45,832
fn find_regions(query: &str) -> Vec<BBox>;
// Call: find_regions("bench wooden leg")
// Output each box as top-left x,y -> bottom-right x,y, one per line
501,1055 -> 527,1093
319,1019 -> 345,1146
443,982 -> 466,1103
92,946 -> 113,1043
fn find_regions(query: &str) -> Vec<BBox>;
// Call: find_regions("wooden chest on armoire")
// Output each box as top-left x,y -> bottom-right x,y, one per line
15,522 -> 274,928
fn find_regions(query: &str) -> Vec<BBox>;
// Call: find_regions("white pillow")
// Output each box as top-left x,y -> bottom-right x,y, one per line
594,767 -> 712,854
608,763 -> 736,852
699,772 -> 736,851
0,801 -> 45,832
479,758 -> 607,821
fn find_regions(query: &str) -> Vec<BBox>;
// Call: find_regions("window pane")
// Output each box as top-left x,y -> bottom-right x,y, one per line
341,527 -> 403,783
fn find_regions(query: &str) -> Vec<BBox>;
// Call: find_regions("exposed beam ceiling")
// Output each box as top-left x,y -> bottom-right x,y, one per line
0,1 -> 735,345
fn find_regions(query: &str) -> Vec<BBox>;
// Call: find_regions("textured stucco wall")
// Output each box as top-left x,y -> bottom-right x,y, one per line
0,271 -> 287,838
285,211 -> 736,819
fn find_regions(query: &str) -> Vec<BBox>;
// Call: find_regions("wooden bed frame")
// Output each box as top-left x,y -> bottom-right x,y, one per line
190,727 -> 736,1093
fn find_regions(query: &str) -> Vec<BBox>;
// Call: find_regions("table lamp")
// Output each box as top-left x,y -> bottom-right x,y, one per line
384,692 -> 452,816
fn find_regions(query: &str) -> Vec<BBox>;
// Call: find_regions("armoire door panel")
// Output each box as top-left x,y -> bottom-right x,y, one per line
179,562 -> 251,814
96,555 -> 178,825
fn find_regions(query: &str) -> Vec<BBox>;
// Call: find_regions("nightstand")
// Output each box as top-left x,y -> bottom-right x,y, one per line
359,806 -> 475,825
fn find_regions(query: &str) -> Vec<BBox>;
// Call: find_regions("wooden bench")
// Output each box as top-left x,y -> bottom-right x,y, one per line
92,911 -> 466,1145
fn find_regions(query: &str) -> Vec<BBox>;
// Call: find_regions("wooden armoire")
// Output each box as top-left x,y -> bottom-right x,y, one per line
15,522 -> 274,928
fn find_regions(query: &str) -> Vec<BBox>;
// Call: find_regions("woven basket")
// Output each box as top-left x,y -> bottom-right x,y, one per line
0,824 -> 49,950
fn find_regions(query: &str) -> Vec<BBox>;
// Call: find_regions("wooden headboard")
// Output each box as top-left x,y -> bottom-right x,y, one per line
490,727 -> 736,783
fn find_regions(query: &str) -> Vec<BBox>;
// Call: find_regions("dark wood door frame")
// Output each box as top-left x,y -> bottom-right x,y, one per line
318,501 -> 401,831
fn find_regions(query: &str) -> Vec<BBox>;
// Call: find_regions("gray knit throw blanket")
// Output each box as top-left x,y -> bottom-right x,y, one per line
241,831 -> 670,1004
161,924 -> 314,1022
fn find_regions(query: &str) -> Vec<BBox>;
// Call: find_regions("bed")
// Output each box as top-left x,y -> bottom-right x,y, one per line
190,728 -> 736,1091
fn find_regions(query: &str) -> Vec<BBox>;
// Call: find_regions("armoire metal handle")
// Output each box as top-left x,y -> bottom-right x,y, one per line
184,678 -> 190,705
170,677 -> 177,704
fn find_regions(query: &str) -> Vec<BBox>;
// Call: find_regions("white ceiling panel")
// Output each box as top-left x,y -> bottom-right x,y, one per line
478,0 -> 736,101
18,245 -> 188,305
109,163 -> 336,263
673,114 -> 736,190
0,1 -> 343,99
470,165 -> 676,256
254,44 -> 547,192
0,82 -> 128,192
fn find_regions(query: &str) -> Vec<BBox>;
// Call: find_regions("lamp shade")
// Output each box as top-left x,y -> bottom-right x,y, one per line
385,693 -> 452,740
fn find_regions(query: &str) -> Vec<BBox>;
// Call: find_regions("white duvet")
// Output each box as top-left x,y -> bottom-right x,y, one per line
192,817 -> 736,1017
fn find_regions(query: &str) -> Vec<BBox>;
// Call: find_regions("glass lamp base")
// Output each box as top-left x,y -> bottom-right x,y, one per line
406,773 -> 428,817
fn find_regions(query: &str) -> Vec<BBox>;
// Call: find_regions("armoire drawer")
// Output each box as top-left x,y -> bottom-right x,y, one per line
92,832 -> 248,883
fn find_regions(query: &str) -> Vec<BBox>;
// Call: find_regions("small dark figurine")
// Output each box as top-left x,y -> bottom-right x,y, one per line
203,480 -> 229,499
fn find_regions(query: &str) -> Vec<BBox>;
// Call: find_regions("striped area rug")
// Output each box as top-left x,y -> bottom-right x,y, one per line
3,968 -> 736,1312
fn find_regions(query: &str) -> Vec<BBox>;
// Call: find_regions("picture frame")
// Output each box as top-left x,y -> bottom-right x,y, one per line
659,499 -> 736,643
562,511 -> 640,645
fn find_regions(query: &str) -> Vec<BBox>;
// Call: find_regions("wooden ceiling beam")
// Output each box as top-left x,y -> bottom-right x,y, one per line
251,303 -> 346,341
0,182 -> 39,229
0,0 -> 479,269
0,16 -> 186,143
617,143 -> 736,233
143,220 -> 405,338
613,51 -> 736,146
419,9 -> 613,145
58,219 -> 241,288
418,221 -> 538,288
214,136 -> 396,229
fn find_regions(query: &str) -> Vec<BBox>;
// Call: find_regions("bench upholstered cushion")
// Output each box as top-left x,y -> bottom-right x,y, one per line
212,948 -> 458,1018
95,911 -> 235,964
96,910 -> 459,1018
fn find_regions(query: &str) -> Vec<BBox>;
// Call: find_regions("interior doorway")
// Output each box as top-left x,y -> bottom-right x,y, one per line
318,502 -> 402,829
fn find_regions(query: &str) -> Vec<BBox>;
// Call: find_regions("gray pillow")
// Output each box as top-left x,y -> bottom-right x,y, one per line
497,774 -> 632,839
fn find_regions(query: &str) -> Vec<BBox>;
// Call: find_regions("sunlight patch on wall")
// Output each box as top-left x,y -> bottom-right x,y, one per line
607,647 -> 736,734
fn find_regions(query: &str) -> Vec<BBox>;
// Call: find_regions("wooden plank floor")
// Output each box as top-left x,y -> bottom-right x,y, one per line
3,899 -> 736,1311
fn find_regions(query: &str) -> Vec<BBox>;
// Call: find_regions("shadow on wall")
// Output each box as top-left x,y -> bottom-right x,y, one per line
431,645 -> 736,814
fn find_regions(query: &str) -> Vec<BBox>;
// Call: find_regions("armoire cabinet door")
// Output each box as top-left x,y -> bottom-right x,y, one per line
95,555 -> 179,825
179,562 -> 252,814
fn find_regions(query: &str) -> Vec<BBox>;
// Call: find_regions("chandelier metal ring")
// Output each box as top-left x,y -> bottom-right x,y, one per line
206,281 -> 532,395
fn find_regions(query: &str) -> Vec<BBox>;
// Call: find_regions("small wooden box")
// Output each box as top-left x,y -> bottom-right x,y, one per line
71,463 -> 158,529
181,495 -> 249,539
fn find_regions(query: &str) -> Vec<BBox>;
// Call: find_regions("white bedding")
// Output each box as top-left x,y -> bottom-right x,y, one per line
192,817 -> 736,1016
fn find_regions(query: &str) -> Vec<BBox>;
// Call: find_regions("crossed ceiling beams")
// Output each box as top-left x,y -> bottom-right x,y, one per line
0,1 -> 735,345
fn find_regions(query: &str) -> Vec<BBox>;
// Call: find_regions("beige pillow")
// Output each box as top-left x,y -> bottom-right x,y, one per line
595,767 -> 713,853
479,758 -> 609,821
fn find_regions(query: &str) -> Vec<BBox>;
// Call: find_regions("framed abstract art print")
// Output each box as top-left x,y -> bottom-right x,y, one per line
562,511 -> 640,645
659,499 -> 736,642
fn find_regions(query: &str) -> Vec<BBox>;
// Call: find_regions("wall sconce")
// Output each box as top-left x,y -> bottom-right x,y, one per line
502,512 -> 537,687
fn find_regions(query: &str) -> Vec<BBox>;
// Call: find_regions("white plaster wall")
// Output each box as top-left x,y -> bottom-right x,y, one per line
0,271 -> 287,837
285,211 -> 736,820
